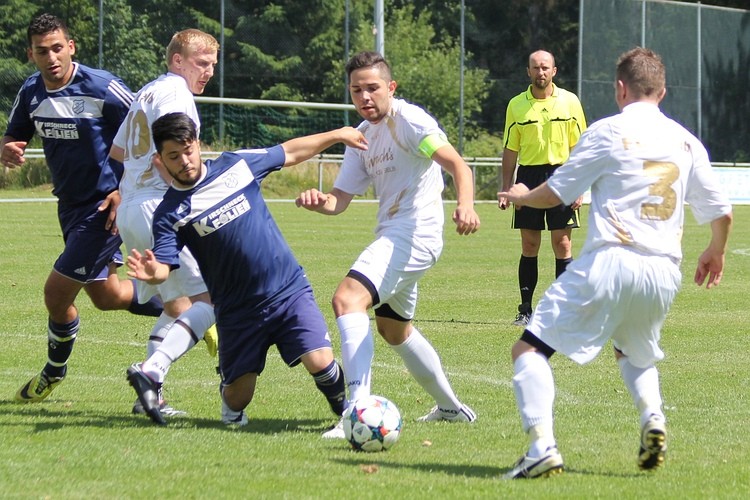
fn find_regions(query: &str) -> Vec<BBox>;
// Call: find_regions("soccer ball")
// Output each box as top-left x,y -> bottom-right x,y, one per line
343,395 -> 402,452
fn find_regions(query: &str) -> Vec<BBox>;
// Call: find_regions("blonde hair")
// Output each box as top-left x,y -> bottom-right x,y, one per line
165,29 -> 219,67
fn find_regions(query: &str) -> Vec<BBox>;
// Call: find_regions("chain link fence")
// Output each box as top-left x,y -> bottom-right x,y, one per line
580,0 -> 750,163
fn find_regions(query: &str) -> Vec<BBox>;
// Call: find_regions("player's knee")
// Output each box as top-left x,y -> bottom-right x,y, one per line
301,348 -> 334,374
222,383 -> 253,411
332,291 -> 361,316
87,291 -> 125,311
521,239 -> 541,255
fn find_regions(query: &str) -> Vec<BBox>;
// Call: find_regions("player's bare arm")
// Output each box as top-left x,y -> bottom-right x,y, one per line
295,187 -> 353,215
98,189 -> 121,234
499,181 -> 562,209
498,148 -> 519,210
282,127 -> 367,167
433,144 -> 480,235
127,248 -> 170,285
1,136 -> 28,168
694,213 -> 733,289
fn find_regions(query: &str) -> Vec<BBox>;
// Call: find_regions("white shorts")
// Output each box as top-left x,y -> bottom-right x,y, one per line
118,196 -> 207,304
527,245 -> 681,368
350,232 -> 442,319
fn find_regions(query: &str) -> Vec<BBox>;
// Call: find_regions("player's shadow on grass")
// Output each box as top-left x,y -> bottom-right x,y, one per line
331,456 -> 499,479
416,318 -> 503,326
163,416 -> 333,434
331,456 -> 643,479
0,400 -> 333,434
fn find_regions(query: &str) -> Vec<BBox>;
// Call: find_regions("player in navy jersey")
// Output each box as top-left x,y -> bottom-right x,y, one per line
125,112 -> 367,426
1,14 -> 162,404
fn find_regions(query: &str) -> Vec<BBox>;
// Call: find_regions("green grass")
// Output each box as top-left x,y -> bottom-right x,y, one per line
0,196 -> 748,498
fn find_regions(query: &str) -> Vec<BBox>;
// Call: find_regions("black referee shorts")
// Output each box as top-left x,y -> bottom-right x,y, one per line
511,164 -> 580,231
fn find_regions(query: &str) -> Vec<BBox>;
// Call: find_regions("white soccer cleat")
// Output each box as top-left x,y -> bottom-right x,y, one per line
322,416 -> 345,439
221,399 -> 248,426
503,446 -> 564,479
638,414 -> 667,470
417,404 -> 476,423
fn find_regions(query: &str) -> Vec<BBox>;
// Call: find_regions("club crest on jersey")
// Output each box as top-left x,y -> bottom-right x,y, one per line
72,98 -> 85,114
223,172 -> 239,189
192,193 -> 251,236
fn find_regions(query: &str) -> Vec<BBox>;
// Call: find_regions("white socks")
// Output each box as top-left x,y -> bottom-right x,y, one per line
618,357 -> 665,427
512,351 -> 556,457
143,302 -> 215,383
147,313 -> 175,358
337,312 -> 373,405
390,327 -> 461,412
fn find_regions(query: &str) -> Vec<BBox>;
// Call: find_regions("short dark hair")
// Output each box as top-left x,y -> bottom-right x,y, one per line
616,47 -> 666,98
345,51 -> 392,81
152,112 -> 198,153
28,13 -> 69,47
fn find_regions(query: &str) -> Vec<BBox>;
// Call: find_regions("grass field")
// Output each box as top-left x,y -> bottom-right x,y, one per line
0,195 -> 748,498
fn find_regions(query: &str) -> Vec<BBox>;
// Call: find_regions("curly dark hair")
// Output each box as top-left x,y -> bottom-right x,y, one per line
27,13 -> 69,47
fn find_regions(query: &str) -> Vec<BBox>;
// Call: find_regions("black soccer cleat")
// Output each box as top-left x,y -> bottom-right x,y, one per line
126,363 -> 166,426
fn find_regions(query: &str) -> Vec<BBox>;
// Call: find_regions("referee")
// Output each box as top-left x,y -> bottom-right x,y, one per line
498,50 -> 587,327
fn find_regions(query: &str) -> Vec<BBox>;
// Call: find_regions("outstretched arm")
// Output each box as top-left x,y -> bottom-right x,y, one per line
295,187 -> 354,215
282,127 -> 367,167
127,248 -> 171,285
694,212 -> 733,289
433,144 -> 480,235
498,181 -> 562,209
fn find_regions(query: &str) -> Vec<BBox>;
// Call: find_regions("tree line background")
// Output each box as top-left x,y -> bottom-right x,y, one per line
0,0 -> 747,161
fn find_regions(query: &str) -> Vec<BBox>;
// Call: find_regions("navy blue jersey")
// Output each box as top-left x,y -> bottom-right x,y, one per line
5,62 -> 133,205
152,145 -> 309,315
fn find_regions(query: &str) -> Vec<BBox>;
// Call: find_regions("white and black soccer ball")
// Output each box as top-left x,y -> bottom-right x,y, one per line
343,395 -> 402,452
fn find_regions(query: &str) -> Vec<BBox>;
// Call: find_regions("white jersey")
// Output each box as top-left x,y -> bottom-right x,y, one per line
115,73 -> 200,201
548,102 -> 731,261
335,98 -> 445,246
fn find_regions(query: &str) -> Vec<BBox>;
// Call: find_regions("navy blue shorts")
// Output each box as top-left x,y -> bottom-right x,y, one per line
54,199 -> 124,283
217,285 -> 332,385
512,165 -> 580,231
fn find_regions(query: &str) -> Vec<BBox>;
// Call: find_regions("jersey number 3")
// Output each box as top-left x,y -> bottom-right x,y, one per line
641,161 -> 678,221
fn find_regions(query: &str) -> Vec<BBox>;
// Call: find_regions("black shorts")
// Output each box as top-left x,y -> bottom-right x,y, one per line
512,165 -> 580,231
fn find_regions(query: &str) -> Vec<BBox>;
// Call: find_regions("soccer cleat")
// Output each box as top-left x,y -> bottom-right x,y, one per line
512,303 -> 532,327
221,399 -> 248,426
322,417 -> 345,439
203,325 -> 218,358
503,446 -> 564,479
126,363 -> 166,425
15,371 -> 64,403
132,399 -> 186,418
417,404 -> 477,423
638,415 -> 667,470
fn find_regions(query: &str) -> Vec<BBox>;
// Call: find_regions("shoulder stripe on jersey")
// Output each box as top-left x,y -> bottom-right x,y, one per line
7,89 -> 23,122
108,80 -> 134,106
32,96 -> 105,119
172,159 -> 256,231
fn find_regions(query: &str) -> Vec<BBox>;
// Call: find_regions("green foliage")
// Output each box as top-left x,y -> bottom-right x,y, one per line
0,158 -> 50,189
0,199 -> 749,497
1,0 -> 748,164
343,4 -> 490,144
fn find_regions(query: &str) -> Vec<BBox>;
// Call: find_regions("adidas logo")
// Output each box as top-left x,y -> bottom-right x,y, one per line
30,96 -> 38,106
74,266 -> 87,275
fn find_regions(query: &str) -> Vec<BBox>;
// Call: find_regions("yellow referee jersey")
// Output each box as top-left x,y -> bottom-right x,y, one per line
503,83 -> 586,166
